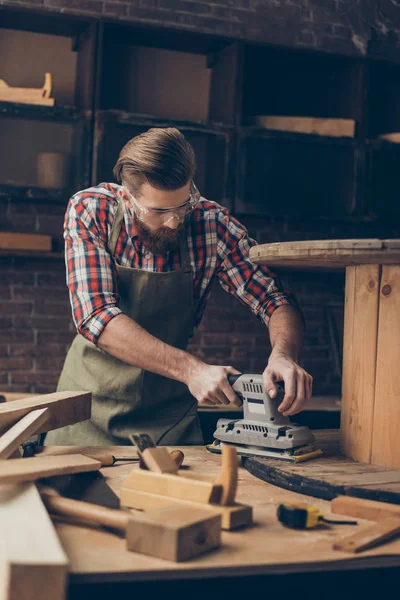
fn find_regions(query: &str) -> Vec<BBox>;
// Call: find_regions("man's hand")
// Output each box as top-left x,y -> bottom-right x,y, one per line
186,364 -> 242,406
263,354 -> 313,416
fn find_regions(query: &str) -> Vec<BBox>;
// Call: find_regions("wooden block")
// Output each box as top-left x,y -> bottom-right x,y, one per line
120,488 -> 253,531
0,483 -> 68,600
126,504 -> 221,562
371,265 -> 400,468
333,518 -> 400,553
0,391 -> 92,435
0,454 -> 101,484
122,469 -> 222,504
141,447 -> 179,474
252,116 -> 355,138
332,496 -> 400,522
0,408 -> 49,459
0,232 -> 52,252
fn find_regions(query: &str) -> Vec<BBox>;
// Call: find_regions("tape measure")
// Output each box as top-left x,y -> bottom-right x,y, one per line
277,503 -> 358,529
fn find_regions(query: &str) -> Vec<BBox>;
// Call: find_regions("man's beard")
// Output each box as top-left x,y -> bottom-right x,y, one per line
134,215 -> 182,254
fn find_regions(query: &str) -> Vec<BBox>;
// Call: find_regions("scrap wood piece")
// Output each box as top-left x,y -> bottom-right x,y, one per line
0,408 -> 49,459
0,483 -> 68,600
120,487 -> 252,531
0,232 -> 52,252
332,496 -> 400,522
121,469 -> 222,505
0,454 -> 101,484
333,518 -> 400,553
0,391 -> 92,435
0,72 -> 55,106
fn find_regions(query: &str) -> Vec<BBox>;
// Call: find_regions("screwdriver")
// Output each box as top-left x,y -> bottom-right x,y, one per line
277,503 -> 358,529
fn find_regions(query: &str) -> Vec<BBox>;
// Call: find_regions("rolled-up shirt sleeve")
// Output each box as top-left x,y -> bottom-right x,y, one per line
65,194 -> 122,344
216,214 -> 300,326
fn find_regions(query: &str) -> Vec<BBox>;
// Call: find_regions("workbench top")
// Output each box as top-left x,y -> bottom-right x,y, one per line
41,444 -> 400,584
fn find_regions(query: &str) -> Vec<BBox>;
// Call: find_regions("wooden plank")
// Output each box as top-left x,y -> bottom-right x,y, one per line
121,470 -> 222,505
371,265 -> 400,468
0,483 -> 68,600
0,408 -> 49,459
332,496 -> 400,522
340,265 -> 380,463
120,488 -> 252,531
0,232 -> 52,252
333,518 -> 400,553
0,391 -> 92,435
0,454 -> 101,484
253,116 -> 355,137
249,240 -> 400,268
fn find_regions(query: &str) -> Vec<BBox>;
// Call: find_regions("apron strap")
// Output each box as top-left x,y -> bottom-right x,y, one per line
179,228 -> 192,275
108,198 -> 125,256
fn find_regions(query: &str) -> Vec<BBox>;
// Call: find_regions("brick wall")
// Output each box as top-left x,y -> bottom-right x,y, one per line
1,0 -> 400,60
2,193 -> 400,397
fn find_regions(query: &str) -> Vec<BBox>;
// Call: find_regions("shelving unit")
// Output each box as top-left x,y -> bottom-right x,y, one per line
0,9 -> 97,196
0,6 -> 399,230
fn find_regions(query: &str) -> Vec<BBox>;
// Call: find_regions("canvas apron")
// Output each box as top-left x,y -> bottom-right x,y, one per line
45,198 -> 203,446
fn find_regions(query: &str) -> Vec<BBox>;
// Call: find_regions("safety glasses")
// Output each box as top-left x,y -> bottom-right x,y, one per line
124,181 -> 201,226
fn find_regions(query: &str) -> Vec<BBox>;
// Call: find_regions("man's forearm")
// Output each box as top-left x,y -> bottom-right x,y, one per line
97,313 -> 201,384
268,305 -> 304,361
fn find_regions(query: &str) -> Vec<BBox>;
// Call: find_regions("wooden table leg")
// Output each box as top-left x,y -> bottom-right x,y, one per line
340,263 -> 400,469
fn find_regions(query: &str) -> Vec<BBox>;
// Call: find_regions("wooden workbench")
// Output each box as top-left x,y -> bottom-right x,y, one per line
41,444 -> 400,597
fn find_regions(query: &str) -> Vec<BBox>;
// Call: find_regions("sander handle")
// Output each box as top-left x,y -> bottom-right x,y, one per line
228,373 -> 285,392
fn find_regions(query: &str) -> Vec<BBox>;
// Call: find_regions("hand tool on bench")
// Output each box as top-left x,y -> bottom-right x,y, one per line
38,484 -> 221,562
333,518 -> 400,553
207,374 -> 322,463
122,434 -> 252,530
277,503 -> 357,529
130,433 -> 184,472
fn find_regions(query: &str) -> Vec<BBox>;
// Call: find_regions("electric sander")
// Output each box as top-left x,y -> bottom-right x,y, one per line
207,373 -> 323,463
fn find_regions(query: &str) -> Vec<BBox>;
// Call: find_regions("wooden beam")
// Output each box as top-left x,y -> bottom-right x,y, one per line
340,265 -> 380,463
0,454 -> 101,484
333,518 -> 400,553
0,409 -> 49,460
0,391 -> 92,435
0,483 -> 68,600
371,265 -> 400,468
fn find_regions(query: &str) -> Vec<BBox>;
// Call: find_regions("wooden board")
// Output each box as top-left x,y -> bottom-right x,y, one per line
332,496 -> 400,522
0,483 -> 68,599
253,116 -> 355,138
0,391 -> 92,435
0,232 -> 52,252
0,408 -> 49,459
0,454 -> 101,484
242,430 -> 400,504
333,518 -> 400,553
249,239 -> 400,269
340,265 -> 380,463
371,265 -> 400,468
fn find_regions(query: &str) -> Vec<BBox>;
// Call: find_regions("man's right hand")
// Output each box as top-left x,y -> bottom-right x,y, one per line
186,364 -> 242,406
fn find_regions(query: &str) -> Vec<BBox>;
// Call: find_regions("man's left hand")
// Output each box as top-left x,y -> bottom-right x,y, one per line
263,354 -> 313,416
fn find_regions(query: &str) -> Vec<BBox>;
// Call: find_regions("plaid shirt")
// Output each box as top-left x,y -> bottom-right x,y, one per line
65,183 -> 298,345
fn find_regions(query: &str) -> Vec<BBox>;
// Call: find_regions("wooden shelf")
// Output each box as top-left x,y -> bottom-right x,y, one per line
96,109 -> 233,134
0,102 -> 87,122
0,250 -> 63,259
241,126 -> 356,147
0,185 -> 67,204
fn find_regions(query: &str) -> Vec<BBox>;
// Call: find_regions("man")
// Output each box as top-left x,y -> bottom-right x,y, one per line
46,127 -> 312,446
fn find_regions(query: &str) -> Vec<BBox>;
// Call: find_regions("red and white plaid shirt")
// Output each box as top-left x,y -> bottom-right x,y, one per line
64,183 -> 298,345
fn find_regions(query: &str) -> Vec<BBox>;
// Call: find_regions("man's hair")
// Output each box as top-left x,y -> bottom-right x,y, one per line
113,127 -> 196,195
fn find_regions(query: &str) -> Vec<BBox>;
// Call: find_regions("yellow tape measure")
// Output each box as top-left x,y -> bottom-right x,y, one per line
277,503 -> 357,529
